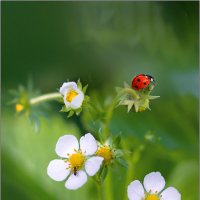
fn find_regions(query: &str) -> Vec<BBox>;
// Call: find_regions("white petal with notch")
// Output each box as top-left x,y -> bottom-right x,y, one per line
127,180 -> 145,200
80,133 -> 97,156
65,170 -> 87,190
143,172 -> 165,193
55,135 -> 79,158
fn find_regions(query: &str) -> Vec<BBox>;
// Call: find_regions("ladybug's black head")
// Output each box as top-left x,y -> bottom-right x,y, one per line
145,74 -> 155,82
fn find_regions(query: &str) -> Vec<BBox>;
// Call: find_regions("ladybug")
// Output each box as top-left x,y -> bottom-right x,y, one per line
132,74 -> 155,90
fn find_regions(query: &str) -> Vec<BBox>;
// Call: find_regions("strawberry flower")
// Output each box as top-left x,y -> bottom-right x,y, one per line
47,133 -> 103,190
128,172 -> 181,200
60,82 -> 84,110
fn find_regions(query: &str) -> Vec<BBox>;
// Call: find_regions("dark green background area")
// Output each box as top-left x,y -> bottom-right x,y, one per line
2,2 -> 199,200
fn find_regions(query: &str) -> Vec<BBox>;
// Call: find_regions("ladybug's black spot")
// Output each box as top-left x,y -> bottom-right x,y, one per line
144,82 -> 147,85
135,85 -> 138,88
137,78 -> 141,82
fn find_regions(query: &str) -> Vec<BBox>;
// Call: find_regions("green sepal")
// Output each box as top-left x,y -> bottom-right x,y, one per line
29,113 -> 40,133
82,84 -> 88,94
97,165 -> 108,184
115,87 -> 123,93
149,95 -> 160,100
57,96 -> 64,104
116,83 -> 159,112
123,82 -> 130,88
60,105 -> 70,112
114,149 -> 124,158
113,134 -> 121,147
75,108 -> 82,116
77,79 -> 82,90
84,95 -> 90,103
116,157 -> 128,168
67,110 -> 74,118
97,128 -> 106,143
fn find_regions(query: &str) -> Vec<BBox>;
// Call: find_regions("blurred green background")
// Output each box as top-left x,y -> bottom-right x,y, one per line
2,2 -> 199,200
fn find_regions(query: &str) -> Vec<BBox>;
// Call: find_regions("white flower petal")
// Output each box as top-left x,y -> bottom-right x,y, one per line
71,90 -> 84,109
143,172 -> 165,193
80,133 -> 97,156
65,170 -> 87,190
55,135 -> 79,158
127,180 -> 145,200
161,187 -> 181,200
47,159 -> 70,181
85,156 -> 104,176
60,82 -> 77,95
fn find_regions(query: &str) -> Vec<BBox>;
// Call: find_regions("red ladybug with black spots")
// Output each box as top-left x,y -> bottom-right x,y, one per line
132,74 -> 155,90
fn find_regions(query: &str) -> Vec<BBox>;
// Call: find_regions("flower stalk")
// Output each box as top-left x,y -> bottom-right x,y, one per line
102,99 -> 117,138
29,92 -> 62,105
123,144 -> 145,200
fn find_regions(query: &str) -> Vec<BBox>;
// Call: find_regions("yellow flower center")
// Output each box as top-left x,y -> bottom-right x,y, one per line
68,152 -> 85,171
145,194 -> 160,200
66,90 -> 78,102
97,146 -> 112,164
15,104 -> 24,112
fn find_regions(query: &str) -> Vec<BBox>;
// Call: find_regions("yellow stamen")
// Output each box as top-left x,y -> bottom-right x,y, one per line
145,194 -> 160,200
15,104 -> 24,112
96,146 -> 112,164
66,90 -> 78,102
68,152 -> 85,171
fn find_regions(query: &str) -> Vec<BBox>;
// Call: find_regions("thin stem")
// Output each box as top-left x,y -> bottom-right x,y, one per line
95,181 -> 105,200
29,92 -> 62,105
102,96 -> 118,138
122,144 -> 145,200
104,170 -> 113,200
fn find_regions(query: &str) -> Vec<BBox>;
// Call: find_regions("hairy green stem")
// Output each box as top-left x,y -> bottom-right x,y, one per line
95,181 -> 105,200
29,92 -> 62,105
122,144 -> 144,200
102,96 -> 118,138
104,170 -> 113,200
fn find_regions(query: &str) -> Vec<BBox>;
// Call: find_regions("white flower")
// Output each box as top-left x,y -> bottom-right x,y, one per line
127,172 -> 181,200
60,82 -> 84,109
47,133 -> 103,190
